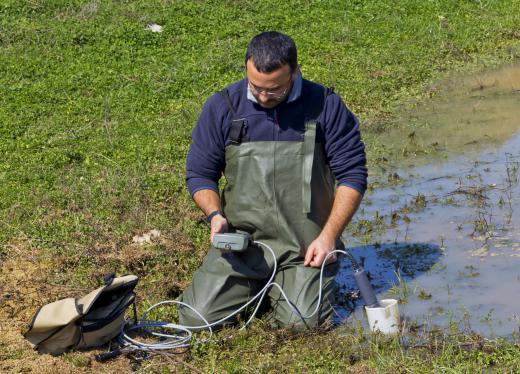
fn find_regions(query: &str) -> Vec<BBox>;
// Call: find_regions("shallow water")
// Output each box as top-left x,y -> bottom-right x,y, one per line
379,63 -> 520,169
336,64 -> 520,338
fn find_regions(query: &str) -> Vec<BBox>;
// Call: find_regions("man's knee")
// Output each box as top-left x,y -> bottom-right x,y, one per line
275,314 -> 319,332
272,299 -> 335,332
177,293 -> 239,329
177,302 -> 211,328
286,314 -> 333,331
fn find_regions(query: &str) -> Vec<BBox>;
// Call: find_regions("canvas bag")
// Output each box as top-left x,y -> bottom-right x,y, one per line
24,273 -> 138,355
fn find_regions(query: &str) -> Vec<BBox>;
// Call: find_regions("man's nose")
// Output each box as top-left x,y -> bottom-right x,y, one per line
257,91 -> 271,103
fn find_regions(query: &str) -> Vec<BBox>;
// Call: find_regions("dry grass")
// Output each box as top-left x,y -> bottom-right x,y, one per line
0,237 -> 197,373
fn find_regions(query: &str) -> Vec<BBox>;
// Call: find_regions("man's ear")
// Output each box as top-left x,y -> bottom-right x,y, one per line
293,64 -> 301,77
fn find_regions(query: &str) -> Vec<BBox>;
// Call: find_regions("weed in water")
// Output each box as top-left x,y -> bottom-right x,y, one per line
388,270 -> 409,304
417,288 -> 433,300
411,193 -> 427,211
471,210 -> 492,237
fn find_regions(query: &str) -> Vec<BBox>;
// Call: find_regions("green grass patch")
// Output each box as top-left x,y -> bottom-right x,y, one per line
1,0 -> 520,371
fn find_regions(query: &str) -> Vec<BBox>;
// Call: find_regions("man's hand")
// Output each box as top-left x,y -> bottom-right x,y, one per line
304,186 -> 363,268
210,214 -> 229,242
304,236 -> 337,268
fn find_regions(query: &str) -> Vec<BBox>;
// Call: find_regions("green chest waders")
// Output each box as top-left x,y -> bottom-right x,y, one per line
179,83 -> 340,330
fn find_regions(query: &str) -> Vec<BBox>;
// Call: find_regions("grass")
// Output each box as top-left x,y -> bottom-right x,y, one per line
1,0 -> 520,372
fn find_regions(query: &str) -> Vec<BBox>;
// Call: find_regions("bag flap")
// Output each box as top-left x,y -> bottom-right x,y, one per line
26,297 -> 81,334
77,275 -> 138,314
82,292 -> 135,322
76,286 -> 105,314
104,274 -> 138,292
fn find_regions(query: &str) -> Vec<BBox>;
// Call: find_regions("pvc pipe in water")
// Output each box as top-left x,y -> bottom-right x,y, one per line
365,299 -> 400,335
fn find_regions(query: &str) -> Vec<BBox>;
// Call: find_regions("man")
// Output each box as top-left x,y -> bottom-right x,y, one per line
180,31 -> 367,330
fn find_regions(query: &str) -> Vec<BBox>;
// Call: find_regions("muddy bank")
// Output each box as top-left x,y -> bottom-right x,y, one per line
373,63 -> 520,172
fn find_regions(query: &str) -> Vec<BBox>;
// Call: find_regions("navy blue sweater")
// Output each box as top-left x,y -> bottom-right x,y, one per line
186,77 -> 367,197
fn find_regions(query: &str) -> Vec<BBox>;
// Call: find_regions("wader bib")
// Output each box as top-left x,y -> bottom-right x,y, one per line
180,82 -> 340,330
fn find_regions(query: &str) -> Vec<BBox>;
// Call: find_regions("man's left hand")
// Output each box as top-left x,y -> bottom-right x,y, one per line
304,236 -> 337,268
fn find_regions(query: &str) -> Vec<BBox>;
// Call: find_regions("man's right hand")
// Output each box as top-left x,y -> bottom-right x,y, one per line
210,214 -> 229,242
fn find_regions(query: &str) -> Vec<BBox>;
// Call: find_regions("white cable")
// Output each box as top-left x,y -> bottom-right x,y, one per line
118,242 -> 348,353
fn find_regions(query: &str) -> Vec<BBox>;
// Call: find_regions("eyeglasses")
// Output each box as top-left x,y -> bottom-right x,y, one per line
247,79 -> 292,99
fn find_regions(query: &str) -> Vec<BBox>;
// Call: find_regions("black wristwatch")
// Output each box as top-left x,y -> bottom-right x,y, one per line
206,210 -> 225,223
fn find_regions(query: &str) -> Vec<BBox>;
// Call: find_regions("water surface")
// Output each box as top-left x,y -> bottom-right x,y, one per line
336,64 -> 520,338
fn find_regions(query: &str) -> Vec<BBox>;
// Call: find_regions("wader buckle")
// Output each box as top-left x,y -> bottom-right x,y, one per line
220,88 -> 249,145
229,118 -> 248,145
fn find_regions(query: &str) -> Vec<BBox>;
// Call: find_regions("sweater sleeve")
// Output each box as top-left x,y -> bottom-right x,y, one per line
185,94 -> 227,197
320,93 -> 368,195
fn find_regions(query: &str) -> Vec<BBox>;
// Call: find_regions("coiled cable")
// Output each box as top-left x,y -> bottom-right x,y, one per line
99,241 -> 356,360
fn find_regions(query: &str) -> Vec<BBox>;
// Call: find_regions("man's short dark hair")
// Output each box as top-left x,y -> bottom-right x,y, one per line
245,31 -> 297,73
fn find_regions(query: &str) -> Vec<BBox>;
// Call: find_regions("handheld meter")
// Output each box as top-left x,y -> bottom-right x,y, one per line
212,232 -> 250,252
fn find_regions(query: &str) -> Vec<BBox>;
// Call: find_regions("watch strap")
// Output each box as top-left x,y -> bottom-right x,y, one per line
206,210 -> 225,223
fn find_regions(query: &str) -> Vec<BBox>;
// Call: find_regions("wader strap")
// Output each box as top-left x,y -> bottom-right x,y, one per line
302,85 -> 333,213
220,88 -> 248,145
302,120 -> 317,213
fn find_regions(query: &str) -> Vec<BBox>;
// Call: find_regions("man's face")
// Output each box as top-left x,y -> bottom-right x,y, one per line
246,59 -> 297,109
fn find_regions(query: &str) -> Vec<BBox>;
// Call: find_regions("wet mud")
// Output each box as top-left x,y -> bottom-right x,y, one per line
336,64 -> 520,338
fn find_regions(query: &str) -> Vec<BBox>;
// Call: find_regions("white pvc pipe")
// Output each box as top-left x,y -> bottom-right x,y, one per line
365,299 -> 400,334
